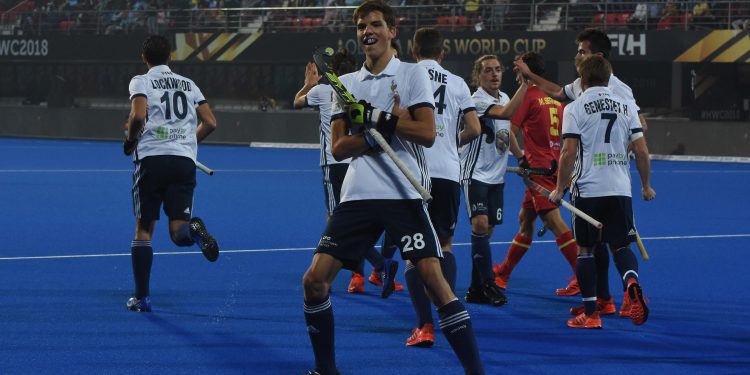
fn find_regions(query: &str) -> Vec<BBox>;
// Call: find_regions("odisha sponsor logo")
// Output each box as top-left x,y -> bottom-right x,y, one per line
0,39 -> 49,57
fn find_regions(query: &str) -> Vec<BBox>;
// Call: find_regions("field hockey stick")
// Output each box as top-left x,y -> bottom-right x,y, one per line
520,176 -> 603,229
507,159 -> 558,176
537,225 -> 548,237
634,227 -> 649,260
312,46 -> 432,203
195,161 -> 214,176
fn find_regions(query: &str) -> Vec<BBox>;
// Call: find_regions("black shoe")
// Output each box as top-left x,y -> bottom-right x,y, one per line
306,371 -> 341,375
381,259 -> 398,299
189,217 -> 219,262
464,282 -> 507,306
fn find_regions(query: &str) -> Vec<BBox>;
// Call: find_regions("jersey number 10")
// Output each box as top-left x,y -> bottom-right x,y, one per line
160,91 -> 188,120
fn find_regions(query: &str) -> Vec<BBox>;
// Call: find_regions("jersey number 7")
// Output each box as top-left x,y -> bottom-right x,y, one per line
601,113 -> 616,143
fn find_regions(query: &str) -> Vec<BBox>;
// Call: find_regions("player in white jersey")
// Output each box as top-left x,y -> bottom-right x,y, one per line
402,27 -> 481,348
293,49 -> 403,296
122,35 -> 219,313
302,2 -> 484,374
515,27 -> 648,309
548,55 -> 655,329
460,55 -> 526,307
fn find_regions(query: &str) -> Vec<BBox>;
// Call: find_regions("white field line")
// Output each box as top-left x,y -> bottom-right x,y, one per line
1,234 -> 748,261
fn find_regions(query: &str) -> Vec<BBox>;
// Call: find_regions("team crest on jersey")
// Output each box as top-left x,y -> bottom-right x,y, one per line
495,129 -> 510,153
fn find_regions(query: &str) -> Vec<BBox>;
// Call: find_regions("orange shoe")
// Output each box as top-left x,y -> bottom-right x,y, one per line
619,293 -> 632,318
567,311 -> 602,329
569,297 -> 616,316
555,277 -> 580,296
347,272 -> 365,294
367,270 -> 404,291
493,263 -> 509,289
406,323 -> 435,347
626,280 -> 649,325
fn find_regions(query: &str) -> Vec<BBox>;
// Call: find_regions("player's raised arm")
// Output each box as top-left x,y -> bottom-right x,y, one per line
293,62 -> 320,109
485,73 -> 528,119
196,102 -> 217,143
514,58 -> 566,102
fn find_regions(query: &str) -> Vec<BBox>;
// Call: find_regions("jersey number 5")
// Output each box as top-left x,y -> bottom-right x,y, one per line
160,91 -> 188,120
548,107 -> 560,136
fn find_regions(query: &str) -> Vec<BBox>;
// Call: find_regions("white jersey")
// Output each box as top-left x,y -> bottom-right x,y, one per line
562,86 -> 644,198
417,59 -> 476,182
331,57 -> 435,201
128,65 -> 205,161
563,73 -> 640,112
305,83 -> 351,166
460,87 -> 511,185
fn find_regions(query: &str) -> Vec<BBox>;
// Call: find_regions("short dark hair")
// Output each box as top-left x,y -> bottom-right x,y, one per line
142,35 -> 171,66
332,48 -> 357,76
520,52 -> 545,76
576,55 -> 611,87
353,0 -> 396,29
576,28 -> 611,60
412,27 -> 443,60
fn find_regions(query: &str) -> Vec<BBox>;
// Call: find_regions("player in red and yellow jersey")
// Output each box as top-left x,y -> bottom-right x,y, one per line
493,52 -> 581,297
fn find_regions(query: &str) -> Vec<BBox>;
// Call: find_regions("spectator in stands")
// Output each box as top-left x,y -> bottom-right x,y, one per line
323,0 -> 344,32
657,1 -> 681,30
627,2 -> 647,29
490,0 -> 509,31
731,2 -> 750,30
691,1 -> 715,29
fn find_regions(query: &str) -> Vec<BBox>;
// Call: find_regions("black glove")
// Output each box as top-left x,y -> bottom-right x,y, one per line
479,116 -> 495,144
123,137 -> 138,156
350,99 -> 398,151
517,155 -> 530,169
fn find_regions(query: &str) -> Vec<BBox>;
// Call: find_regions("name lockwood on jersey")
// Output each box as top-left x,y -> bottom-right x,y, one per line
150,76 -> 193,91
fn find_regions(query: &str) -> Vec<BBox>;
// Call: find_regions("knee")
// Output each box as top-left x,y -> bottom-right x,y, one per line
471,216 -> 489,235
302,271 -> 329,300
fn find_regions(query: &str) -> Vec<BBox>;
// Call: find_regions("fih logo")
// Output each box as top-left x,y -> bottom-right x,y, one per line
608,33 -> 646,56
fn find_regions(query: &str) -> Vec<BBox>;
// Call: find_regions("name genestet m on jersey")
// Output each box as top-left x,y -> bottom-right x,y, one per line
583,96 -> 629,116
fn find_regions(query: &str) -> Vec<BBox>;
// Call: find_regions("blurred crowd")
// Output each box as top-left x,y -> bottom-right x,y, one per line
2,0 -> 749,35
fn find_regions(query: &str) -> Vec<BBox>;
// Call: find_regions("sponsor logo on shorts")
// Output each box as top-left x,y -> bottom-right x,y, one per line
318,235 -> 338,248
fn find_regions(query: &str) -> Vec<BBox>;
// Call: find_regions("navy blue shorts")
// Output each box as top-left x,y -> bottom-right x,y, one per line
316,199 -> 442,270
571,196 -> 634,249
132,155 -> 196,222
321,163 -> 348,214
428,178 -> 461,240
462,179 -> 505,225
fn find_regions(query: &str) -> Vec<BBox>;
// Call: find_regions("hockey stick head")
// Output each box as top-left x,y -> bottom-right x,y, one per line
312,46 -> 357,105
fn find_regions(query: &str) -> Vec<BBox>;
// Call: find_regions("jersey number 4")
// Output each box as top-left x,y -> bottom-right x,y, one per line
433,85 -> 447,115
160,91 -> 188,120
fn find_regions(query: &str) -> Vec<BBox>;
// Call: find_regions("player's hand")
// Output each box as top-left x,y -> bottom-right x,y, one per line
349,100 -> 398,150
389,94 -> 411,122
304,61 -> 319,87
548,188 -> 563,204
514,58 -> 531,76
517,155 -> 530,170
480,116 -> 495,144
642,186 -> 656,201
123,137 -> 138,156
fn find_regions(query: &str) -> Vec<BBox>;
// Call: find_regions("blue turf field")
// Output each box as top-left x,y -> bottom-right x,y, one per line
1,137 -> 749,374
